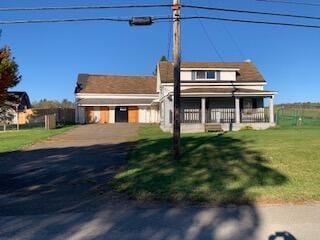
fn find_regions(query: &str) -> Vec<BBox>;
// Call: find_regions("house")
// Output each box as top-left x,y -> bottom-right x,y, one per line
1,91 -> 32,125
75,60 -> 277,132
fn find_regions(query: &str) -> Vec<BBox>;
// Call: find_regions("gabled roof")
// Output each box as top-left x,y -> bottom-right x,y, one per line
158,61 -> 265,83
76,74 -> 157,95
7,91 -> 31,109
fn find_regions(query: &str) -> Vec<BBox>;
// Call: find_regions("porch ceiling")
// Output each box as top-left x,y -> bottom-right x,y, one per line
180,88 -> 276,97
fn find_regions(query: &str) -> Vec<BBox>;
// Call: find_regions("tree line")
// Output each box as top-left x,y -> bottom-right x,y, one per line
32,99 -> 74,109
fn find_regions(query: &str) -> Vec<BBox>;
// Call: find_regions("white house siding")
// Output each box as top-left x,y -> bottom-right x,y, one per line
181,71 -> 192,81
220,71 -> 236,81
160,96 -> 173,130
137,107 -> 159,123
77,107 -> 85,124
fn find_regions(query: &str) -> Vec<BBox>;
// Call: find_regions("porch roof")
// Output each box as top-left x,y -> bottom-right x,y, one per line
180,88 -> 276,97
77,98 -> 155,106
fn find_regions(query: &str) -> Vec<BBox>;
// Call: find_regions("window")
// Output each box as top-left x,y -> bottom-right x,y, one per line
206,71 -> 216,79
196,71 -> 206,79
195,70 -> 216,80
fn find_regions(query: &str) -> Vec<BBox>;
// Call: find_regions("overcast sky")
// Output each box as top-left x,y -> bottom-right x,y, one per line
1,0 -> 320,103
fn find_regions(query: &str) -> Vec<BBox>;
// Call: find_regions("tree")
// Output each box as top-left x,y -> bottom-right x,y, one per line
160,55 -> 168,62
32,99 -> 74,109
0,46 -> 21,104
153,55 -> 168,75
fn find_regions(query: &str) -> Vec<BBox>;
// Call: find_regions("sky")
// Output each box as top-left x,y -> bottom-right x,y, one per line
0,0 -> 320,104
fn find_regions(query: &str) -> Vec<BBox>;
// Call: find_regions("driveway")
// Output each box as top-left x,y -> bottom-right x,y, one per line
0,124 -> 319,240
0,124 -> 139,215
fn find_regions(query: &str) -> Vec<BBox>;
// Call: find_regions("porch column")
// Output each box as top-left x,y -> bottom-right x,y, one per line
235,97 -> 240,123
201,98 -> 206,124
269,96 -> 275,124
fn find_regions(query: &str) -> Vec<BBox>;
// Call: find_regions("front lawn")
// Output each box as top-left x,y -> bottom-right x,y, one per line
113,125 -> 320,204
0,126 -> 74,154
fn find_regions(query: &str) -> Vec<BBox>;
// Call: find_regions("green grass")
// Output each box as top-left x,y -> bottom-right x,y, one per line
276,108 -> 320,127
113,124 -> 320,204
0,125 -> 74,154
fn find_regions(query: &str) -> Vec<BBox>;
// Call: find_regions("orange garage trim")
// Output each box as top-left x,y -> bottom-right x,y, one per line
128,106 -> 139,123
100,107 -> 109,124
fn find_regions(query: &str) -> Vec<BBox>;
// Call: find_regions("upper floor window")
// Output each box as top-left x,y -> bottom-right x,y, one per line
195,70 -> 216,80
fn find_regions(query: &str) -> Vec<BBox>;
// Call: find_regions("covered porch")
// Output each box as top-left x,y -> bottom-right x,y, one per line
168,88 -> 276,132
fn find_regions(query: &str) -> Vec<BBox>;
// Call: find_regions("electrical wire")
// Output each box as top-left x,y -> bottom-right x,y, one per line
220,22 -> 246,59
0,17 -> 130,25
182,4 -> 320,21
177,16 -> 320,29
1,16 -> 320,29
256,0 -> 320,7
193,9 -> 224,61
0,4 -> 172,12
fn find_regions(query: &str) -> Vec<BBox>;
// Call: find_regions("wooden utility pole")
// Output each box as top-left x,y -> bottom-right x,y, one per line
172,0 -> 181,160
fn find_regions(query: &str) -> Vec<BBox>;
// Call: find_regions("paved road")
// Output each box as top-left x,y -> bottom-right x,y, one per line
0,124 -> 319,240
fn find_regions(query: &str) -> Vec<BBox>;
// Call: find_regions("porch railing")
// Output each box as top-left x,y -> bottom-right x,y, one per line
182,109 -> 201,123
206,108 -> 235,123
170,108 -> 270,124
170,109 -> 201,124
241,108 -> 269,123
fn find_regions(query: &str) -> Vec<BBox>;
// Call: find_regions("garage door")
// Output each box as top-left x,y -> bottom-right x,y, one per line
100,107 -> 109,124
128,106 -> 139,123
85,107 -> 94,124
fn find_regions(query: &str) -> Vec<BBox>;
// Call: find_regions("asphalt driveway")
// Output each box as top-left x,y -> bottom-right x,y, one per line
0,124 -> 139,215
0,124 -> 319,240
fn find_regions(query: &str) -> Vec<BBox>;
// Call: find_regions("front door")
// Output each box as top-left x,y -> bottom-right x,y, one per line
115,107 -> 128,122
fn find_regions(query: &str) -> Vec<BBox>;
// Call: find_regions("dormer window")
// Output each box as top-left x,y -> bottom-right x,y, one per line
195,70 -> 216,80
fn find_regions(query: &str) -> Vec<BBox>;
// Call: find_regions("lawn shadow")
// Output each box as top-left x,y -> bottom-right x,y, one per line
114,133 -> 288,204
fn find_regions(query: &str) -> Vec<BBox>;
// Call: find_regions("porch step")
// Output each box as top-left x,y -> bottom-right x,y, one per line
205,123 -> 224,133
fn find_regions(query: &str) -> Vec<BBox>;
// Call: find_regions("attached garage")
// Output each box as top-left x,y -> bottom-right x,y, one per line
85,106 -> 109,124
75,74 -> 159,124
115,106 -> 139,123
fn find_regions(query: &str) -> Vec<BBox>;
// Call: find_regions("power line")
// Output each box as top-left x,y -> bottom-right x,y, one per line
0,4 -> 172,12
203,0 -> 246,60
193,9 -> 224,61
0,16 -> 174,25
182,4 -> 320,21
220,22 -> 246,59
178,16 -> 320,29
0,17 -> 130,25
256,0 -> 320,7
1,15 -> 320,29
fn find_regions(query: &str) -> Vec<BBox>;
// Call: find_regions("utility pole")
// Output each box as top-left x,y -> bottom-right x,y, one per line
172,0 -> 181,160
130,2 -> 182,160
